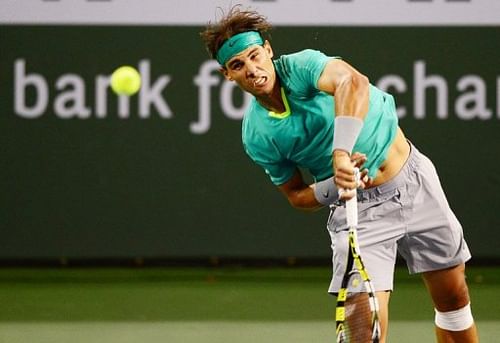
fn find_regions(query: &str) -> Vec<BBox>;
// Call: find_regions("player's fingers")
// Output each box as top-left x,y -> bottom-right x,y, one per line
360,168 -> 368,178
335,166 -> 356,179
338,188 -> 356,201
334,175 -> 358,190
350,152 -> 366,160
350,152 -> 367,168
357,168 -> 371,189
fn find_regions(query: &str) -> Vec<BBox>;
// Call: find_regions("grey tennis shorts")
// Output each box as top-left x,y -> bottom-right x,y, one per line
327,143 -> 471,293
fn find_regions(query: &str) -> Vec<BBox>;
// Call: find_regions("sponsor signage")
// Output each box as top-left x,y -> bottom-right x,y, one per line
1,0 -> 500,26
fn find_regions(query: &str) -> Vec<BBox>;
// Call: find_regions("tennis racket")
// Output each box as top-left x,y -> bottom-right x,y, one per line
335,169 -> 381,343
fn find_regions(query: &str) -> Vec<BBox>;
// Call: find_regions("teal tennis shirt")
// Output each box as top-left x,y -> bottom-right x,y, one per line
242,49 -> 398,186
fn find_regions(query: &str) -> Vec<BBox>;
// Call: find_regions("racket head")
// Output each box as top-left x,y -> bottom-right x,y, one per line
336,268 -> 380,342
336,168 -> 380,342
335,230 -> 381,342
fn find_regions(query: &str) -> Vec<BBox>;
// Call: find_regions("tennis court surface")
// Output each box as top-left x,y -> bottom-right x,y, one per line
1,266 -> 499,342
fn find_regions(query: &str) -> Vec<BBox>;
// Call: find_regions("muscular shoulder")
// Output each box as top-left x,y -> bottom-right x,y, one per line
274,49 -> 339,95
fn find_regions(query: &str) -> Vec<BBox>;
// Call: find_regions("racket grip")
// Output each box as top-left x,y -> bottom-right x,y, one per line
345,168 -> 359,226
345,196 -> 358,226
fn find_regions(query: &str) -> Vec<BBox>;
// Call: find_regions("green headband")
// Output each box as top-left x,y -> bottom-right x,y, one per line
216,31 -> 264,66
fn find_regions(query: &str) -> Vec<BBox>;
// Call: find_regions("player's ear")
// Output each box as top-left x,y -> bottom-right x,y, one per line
219,67 -> 233,81
263,40 -> 274,59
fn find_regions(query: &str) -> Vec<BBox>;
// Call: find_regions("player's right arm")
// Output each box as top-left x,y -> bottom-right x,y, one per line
317,59 -> 370,195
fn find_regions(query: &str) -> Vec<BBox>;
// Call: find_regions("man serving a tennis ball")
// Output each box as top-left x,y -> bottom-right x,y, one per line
200,6 -> 478,343
110,66 -> 141,96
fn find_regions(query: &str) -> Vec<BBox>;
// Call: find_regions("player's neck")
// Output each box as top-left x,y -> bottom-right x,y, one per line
256,79 -> 285,113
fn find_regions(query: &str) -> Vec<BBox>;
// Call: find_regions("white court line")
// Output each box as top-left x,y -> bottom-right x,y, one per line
0,321 -> 498,343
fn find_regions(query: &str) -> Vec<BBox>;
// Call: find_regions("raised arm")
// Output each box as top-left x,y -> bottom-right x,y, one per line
317,58 -> 369,120
317,59 -> 370,194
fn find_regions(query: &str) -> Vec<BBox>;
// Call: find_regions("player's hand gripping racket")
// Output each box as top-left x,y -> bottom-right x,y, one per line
335,168 -> 381,343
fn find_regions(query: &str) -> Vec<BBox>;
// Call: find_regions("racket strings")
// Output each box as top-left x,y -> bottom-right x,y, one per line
342,292 -> 375,343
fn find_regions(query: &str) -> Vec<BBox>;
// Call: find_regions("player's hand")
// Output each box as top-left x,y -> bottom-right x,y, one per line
333,150 -> 370,200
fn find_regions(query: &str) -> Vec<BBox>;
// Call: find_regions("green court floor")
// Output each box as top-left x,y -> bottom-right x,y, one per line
0,266 -> 498,342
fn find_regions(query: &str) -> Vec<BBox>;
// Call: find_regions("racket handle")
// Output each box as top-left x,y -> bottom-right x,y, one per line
345,168 -> 359,227
345,195 -> 358,226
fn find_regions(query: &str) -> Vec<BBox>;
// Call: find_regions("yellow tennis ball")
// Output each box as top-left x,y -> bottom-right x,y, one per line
110,66 -> 141,95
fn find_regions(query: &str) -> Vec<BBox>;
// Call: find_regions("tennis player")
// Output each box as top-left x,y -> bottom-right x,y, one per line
201,7 -> 478,342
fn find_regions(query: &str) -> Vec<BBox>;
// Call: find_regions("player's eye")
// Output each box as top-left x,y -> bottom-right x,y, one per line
230,62 -> 243,70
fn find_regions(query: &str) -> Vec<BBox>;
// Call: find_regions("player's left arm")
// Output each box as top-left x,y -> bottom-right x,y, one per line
278,169 -> 323,212
278,153 -> 369,211
316,59 -> 370,193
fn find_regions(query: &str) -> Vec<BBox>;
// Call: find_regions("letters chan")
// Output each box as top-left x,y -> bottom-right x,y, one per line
12,58 -> 500,133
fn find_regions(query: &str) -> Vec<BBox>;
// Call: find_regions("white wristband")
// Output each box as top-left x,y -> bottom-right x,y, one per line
332,116 -> 364,154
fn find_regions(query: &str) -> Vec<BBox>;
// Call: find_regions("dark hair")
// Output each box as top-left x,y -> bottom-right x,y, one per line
200,5 -> 272,60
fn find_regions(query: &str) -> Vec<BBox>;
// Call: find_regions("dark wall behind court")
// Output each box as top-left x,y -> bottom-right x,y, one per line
1,26 -> 499,260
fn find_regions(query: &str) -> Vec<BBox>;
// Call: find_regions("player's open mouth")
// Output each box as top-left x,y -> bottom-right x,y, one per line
252,76 -> 267,88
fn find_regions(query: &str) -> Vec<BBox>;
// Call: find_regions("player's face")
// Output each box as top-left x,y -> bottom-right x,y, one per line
222,41 -> 276,97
